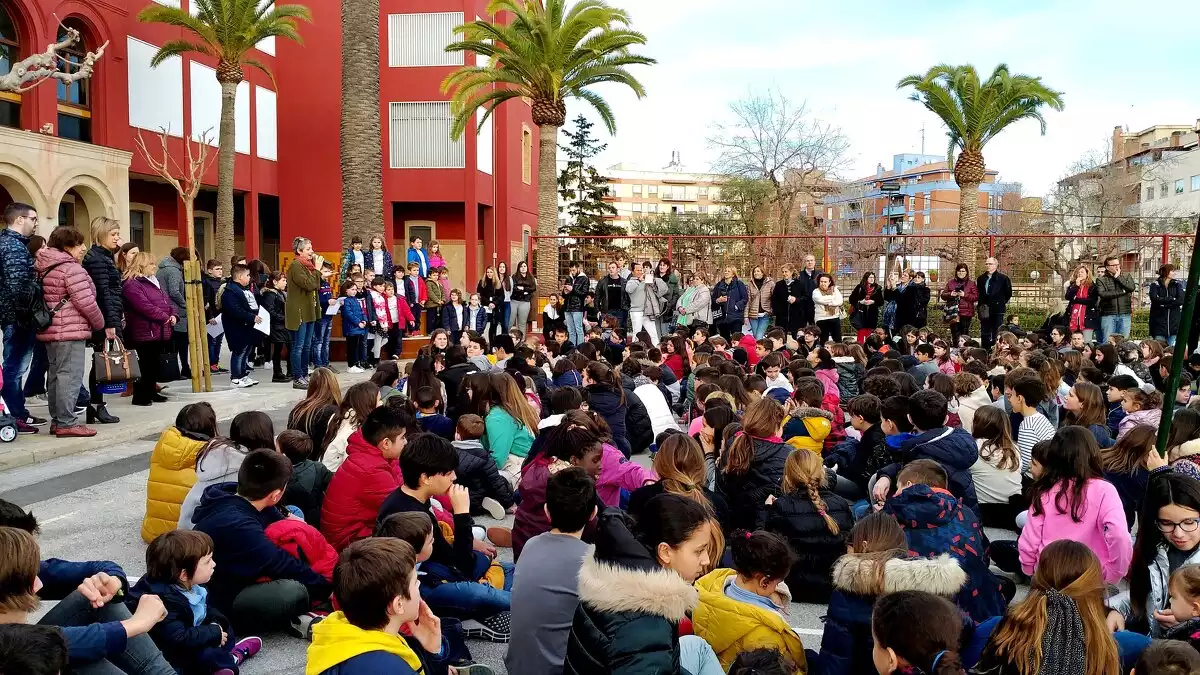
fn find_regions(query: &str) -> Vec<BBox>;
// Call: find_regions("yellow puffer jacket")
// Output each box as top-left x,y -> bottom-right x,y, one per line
781,407 -> 833,453
692,568 -> 807,673
141,427 -> 205,543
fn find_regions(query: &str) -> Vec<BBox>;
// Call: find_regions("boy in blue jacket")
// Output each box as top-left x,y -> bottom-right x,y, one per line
871,389 -> 979,510
314,261 -> 335,370
884,459 -> 1009,622
191,449 -> 331,635
340,280 -> 369,373
0,500 -> 175,673
306,538 -> 448,675
220,264 -> 263,388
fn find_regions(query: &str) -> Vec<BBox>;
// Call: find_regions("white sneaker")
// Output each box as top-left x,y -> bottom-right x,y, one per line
348,366 -> 364,374
233,378 -> 254,388
481,497 -> 506,520
244,377 -> 259,386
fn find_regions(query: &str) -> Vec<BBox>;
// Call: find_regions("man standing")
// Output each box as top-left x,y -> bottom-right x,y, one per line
0,203 -> 45,433
1095,256 -> 1135,343
770,264 -> 799,337
595,261 -> 630,330
796,254 -> 822,328
285,237 -> 325,389
975,257 -> 1012,349
562,261 -> 589,346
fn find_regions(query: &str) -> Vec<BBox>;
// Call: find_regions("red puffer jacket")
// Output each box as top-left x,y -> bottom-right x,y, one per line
35,248 -> 104,342
264,518 -> 337,581
320,429 -> 403,551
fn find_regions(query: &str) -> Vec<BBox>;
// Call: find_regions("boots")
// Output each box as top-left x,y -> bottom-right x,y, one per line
87,404 -> 120,425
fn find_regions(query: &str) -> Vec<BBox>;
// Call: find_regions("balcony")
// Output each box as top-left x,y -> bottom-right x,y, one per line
843,209 -> 862,220
883,204 -> 907,217
660,191 -> 694,202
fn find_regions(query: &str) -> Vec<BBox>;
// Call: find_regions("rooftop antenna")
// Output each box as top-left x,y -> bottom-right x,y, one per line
920,123 -> 925,154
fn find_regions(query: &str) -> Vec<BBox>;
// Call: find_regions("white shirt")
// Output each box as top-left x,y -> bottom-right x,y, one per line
970,438 -> 1023,504
1017,412 -> 1056,474
371,250 -> 384,275
351,250 -> 364,268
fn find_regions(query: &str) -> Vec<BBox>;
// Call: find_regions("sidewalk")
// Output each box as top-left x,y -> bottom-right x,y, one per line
0,368 -> 372,472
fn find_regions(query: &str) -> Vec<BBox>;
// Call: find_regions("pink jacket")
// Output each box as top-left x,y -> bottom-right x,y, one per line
937,359 -> 956,376
1018,478 -> 1132,583
815,367 -> 840,405
35,248 -> 104,342
596,442 -> 656,506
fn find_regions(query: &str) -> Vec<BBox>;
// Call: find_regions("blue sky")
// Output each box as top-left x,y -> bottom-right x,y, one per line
579,0 -> 1198,196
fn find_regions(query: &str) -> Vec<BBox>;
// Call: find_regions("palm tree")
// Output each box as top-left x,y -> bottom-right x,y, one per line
897,64 -> 1064,240
138,0 -> 311,264
340,0 -> 381,249
442,0 -> 654,288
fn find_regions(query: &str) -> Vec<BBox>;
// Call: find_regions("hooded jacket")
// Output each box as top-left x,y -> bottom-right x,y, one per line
141,426 -> 207,543
178,443 -> 248,530
813,553 -> 966,675
513,457 -> 575,559
563,509 -> 698,675
265,517 -> 338,581
286,459 -> 334,530
307,611 -> 427,675
692,568 -> 806,672
191,483 -> 331,611
879,426 -> 980,509
220,281 -> 259,348
955,384 -> 994,434
1150,278 -> 1185,337
717,437 -> 791,532
35,247 -> 104,342
597,442 -> 657,508
258,287 -> 290,343
82,243 -> 123,332
815,367 -> 841,406
156,256 -> 188,333
321,429 -> 403,551
885,485 -> 1007,622
1018,477 -> 1131,584
586,382 -> 634,457
453,439 -> 515,514
832,357 -> 863,402
633,378 -> 679,440
766,485 -> 853,604
824,424 -> 888,495
782,407 -> 834,453
124,576 -> 232,672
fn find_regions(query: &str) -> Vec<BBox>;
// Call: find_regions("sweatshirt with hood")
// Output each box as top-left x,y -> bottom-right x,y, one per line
307,611 -> 441,675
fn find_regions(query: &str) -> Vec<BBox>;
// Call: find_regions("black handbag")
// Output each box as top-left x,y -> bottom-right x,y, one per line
157,349 -> 181,383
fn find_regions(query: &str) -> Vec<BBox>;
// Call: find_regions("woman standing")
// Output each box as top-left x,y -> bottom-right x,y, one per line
812,273 -> 844,344
122,252 -> 176,406
477,266 -> 505,342
676,271 -> 713,336
883,269 -> 906,336
745,266 -> 775,339
1150,264 -> 1184,346
82,217 -> 124,424
941,263 -> 978,344
156,247 -> 191,381
366,234 -> 394,281
36,227 -> 105,437
1065,264 -> 1100,344
497,261 -> 513,332
116,242 -> 140,277
656,258 -> 681,338
710,266 -> 748,340
847,272 -> 883,343
509,260 -> 537,335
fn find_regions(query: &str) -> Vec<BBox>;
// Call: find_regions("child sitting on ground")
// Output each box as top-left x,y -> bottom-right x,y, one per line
413,386 -> 454,440
871,591 -> 965,675
320,407 -> 415,552
278,430 -> 332,530
306,538 -> 447,675
693,530 -> 805,671
872,389 -> 980,510
129,530 -> 263,674
781,378 -> 833,453
512,424 -> 604,559
1134,640 -> 1200,675
1162,564 -> 1200,648
824,394 -> 886,496
765,450 -> 853,604
507,468 -> 599,675
1120,384 -> 1165,441
452,414 -> 515,519
142,402 -> 218,542
884,459 -> 1009,621
179,411 -> 273,529
728,649 -> 798,675
0,624 -> 68,675
190,449 -> 331,635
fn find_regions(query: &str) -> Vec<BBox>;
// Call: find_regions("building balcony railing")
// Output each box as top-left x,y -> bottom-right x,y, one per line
883,204 -> 906,217
661,192 -> 694,202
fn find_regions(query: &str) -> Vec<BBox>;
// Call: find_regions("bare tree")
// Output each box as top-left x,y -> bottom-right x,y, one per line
134,127 -> 216,252
0,24 -> 106,93
708,90 -> 851,233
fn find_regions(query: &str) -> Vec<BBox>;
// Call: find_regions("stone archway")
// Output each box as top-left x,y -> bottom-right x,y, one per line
49,172 -> 118,239
0,159 -> 50,219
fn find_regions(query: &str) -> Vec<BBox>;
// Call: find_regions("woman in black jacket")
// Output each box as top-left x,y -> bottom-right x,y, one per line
1064,264 -> 1100,343
81,217 -> 124,424
847,271 -> 884,343
564,495 -> 717,675
476,266 -> 505,343
765,448 -> 853,603
1149,263 -> 1185,345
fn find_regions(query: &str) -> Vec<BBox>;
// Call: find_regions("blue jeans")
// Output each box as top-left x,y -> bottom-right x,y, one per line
748,315 -> 770,339
1154,334 -> 1177,347
229,342 -> 252,380
2,324 -> 36,420
502,302 -> 511,331
290,321 -> 316,381
313,317 -> 333,367
679,635 -> 725,675
420,557 -> 513,621
1100,314 -> 1131,343
207,333 -> 222,368
40,590 -> 176,675
565,312 -> 585,346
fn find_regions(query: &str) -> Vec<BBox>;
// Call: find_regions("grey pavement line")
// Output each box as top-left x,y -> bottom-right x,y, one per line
0,449 -> 153,507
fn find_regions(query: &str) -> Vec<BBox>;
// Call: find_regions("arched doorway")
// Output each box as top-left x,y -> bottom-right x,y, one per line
54,179 -> 114,239
0,160 -> 44,220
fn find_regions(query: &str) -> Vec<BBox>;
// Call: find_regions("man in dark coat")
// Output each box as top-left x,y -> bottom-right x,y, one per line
0,202 -> 45,432
771,264 -> 805,337
595,261 -> 631,330
975,257 -> 1012,349
796,254 -> 822,328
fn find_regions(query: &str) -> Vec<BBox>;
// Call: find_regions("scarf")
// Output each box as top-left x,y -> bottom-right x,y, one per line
677,286 -> 698,325
297,255 -> 316,271
1069,284 -> 1090,332
1036,589 -> 1086,675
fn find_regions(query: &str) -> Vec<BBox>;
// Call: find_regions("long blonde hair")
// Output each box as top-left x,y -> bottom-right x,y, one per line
652,433 -> 725,573
487,372 -> 540,432
89,216 -> 120,246
781,449 -> 839,535
123,251 -> 156,281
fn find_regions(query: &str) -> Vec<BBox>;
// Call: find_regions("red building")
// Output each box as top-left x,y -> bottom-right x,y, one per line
0,0 -> 536,289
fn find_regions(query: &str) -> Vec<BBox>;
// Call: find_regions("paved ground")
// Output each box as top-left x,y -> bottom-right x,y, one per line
4,380 -> 1023,674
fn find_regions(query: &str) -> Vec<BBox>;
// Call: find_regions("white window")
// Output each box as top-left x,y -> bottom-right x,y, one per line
632,184 -> 642,195
388,13 -> 465,67
254,86 -> 277,161
632,203 -> 642,213
648,184 -> 658,195
1176,179 -> 1185,194
698,205 -> 707,214
476,110 -> 493,174
924,192 -> 931,211
151,0 -> 180,6
648,203 -> 657,213
189,61 -> 249,153
1147,187 -> 1155,201
389,102 -> 464,168
126,37 -> 183,135
698,186 -> 708,198
1161,182 -> 1169,198
1192,175 -> 1200,191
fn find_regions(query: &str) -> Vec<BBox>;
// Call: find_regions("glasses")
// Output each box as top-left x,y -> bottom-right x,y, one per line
1157,519 -> 1200,534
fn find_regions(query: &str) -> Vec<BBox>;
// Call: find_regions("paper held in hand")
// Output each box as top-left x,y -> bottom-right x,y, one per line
325,298 -> 342,316
206,315 -> 224,338
255,307 -> 270,335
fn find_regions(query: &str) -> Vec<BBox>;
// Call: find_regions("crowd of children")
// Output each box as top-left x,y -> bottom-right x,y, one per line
13,272 -> 1200,675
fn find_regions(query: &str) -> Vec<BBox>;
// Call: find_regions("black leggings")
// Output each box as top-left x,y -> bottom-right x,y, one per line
817,317 -> 842,344
950,315 -> 973,344
270,342 -> 287,377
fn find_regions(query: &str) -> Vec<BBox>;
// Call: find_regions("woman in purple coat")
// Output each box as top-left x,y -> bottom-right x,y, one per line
122,252 -> 177,406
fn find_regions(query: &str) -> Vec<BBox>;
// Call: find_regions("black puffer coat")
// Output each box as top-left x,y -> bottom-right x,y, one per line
257,288 -> 289,343
1150,278 -> 1185,338
454,440 -> 515,514
82,244 -> 123,333
564,509 -> 697,675
619,375 -> 654,455
585,383 -> 637,457
766,487 -> 854,603
716,437 -> 791,532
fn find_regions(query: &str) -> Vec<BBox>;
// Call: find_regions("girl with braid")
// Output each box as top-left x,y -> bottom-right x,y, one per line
764,449 -> 853,603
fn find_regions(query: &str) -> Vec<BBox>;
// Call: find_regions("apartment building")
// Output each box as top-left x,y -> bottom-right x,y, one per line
593,153 -> 728,230
1122,123 -> 1200,220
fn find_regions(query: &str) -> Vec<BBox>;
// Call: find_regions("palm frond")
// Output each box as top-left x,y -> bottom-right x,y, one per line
137,5 -> 220,45
148,39 -> 215,66
243,56 -> 276,86
574,88 -> 616,134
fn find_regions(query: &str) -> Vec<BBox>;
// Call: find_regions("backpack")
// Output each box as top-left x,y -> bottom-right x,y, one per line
27,262 -> 70,332
214,282 -> 228,311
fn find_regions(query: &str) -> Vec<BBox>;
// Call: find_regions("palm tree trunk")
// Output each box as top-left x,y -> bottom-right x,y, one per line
340,0 -> 383,250
214,79 -> 238,264
536,123 -> 560,292
958,181 -> 982,264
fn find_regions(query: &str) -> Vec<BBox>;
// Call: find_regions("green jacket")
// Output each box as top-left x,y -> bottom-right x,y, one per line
426,281 -> 445,307
482,406 -> 533,468
285,259 -> 322,329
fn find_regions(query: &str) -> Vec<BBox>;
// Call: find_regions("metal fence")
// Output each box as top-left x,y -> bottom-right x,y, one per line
529,233 -> 1195,338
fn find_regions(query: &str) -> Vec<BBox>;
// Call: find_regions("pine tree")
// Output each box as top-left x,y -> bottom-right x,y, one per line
558,114 -> 618,236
